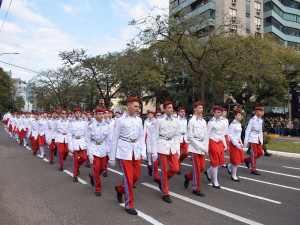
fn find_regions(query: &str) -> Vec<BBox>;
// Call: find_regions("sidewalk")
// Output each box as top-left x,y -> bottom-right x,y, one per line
243,148 -> 300,159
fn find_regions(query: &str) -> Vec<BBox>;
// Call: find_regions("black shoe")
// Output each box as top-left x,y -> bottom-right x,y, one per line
204,170 -> 211,182
176,171 -> 181,175
221,164 -> 227,168
86,164 -> 91,168
154,178 -> 161,191
77,169 -> 80,175
244,158 -> 250,169
19,143 -> 22,146
89,174 -> 94,187
73,177 -> 78,182
115,186 -> 123,203
103,172 -> 108,177
247,149 -> 251,155
44,154 -> 46,157
126,208 -> 138,215
33,152 -> 36,156
264,152 -> 272,156
133,185 -> 136,188
231,176 -> 240,182
162,195 -> 172,203
251,171 -> 261,176
59,168 -> 63,171
147,165 -> 152,176
184,174 -> 189,188
227,167 -> 231,175
95,192 -> 101,197
212,183 -> 221,189
54,152 -> 57,157
193,190 -> 205,197
50,161 -> 53,165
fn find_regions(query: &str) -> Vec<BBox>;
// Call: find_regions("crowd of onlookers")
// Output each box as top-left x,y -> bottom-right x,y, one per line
264,117 -> 299,137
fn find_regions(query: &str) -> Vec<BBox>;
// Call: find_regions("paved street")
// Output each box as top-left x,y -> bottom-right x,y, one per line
1,127 -> 300,225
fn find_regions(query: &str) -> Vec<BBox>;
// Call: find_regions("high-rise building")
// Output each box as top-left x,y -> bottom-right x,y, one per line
169,0 -> 264,36
263,0 -> 300,50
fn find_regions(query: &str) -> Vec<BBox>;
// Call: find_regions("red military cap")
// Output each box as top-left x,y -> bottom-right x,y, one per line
193,102 -> 204,107
73,108 -> 81,112
213,106 -> 222,111
154,110 -> 163,115
222,108 -> 228,112
178,107 -> 186,111
233,110 -> 240,113
48,112 -> 52,115
173,110 -> 177,113
52,109 -> 59,114
33,111 -> 39,116
109,110 -> 114,115
95,108 -> 105,113
42,110 -> 47,114
147,111 -> 154,114
81,112 -> 86,115
115,111 -> 120,114
127,97 -> 140,103
86,111 -> 93,115
163,101 -> 174,106
60,109 -> 67,113
255,107 -> 263,111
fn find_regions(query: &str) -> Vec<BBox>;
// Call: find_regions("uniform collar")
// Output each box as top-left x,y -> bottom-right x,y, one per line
164,114 -> 173,121
193,115 -> 202,121
213,116 -> 221,122
179,116 -> 186,121
124,112 -> 136,119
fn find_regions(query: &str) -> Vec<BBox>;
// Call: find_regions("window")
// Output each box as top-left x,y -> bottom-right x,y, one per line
255,2 -> 261,10
255,17 -> 261,25
246,29 -> 251,36
265,17 -> 300,37
246,13 -> 250,18
170,1 -> 178,10
229,8 -> 237,17
265,2 -> 300,24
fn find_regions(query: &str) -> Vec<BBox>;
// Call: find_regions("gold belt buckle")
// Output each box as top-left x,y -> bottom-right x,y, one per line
168,137 -> 171,140
96,142 -> 100,145
63,133 -> 66,135
201,139 -> 203,142
131,139 -> 136,143
182,133 -> 185,135
76,136 -> 80,139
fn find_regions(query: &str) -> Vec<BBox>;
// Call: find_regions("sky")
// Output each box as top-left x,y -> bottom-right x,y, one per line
0,0 -> 169,81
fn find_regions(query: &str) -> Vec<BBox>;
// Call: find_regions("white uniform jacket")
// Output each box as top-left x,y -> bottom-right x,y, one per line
244,116 -> 263,146
143,119 -> 154,136
17,118 -> 25,132
22,118 -> 29,130
54,119 -> 70,143
86,120 -> 112,158
38,118 -> 48,136
228,119 -> 243,149
187,115 -> 208,154
150,114 -> 180,155
109,112 -> 146,161
178,116 -> 188,143
46,118 -> 56,143
68,118 -> 87,152
146,119 -> 157,152
30,119 -> 39,140
221,117 -> 229,136
207,117 -> 227,149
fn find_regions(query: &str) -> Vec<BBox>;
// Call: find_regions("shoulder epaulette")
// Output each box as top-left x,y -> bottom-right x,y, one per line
232,121 -> 237,124
56,118 -> 59,121
158,115 -> 164,119
105,120 -> 110,124
251,117 -> 255,120
173,116 -> 178,118
117,115 -> 123,118
210,119 -> 214,122
88,121 -> 93,125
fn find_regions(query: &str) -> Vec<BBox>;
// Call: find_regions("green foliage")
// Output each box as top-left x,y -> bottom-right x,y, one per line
0,67 -> 13,111
264,135 -> 271,144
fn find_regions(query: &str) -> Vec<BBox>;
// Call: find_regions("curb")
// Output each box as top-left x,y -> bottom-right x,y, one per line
243,148 -> 300,159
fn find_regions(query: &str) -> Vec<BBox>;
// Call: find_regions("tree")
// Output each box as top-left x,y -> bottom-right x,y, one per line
0,67 -> 13,111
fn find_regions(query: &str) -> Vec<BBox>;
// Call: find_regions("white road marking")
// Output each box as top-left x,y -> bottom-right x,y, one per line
180,163 -> 192,167
107,167 -> 123,175
37,154 -> 49,162
239,176 -> 300,191
120,203 -> 164,225
141,164 -> 161,171
282,166 -> 300,170
142,183 -> 263,225
238,165 -> 300,179
207,184 -> 281,204
26,146 -> 32,151
64,170 -> 88,184
69,153 -> 73,156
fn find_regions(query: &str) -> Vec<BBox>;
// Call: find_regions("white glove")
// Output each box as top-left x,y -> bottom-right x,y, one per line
237,144 -> 243,150
142,155 -> 147,161
152,153 -> 157,162
69,149 -> 74,153
177,151 -> 180,159
109,160 -> 116,167
89,155 -> 94,164
243,143 -> 248,148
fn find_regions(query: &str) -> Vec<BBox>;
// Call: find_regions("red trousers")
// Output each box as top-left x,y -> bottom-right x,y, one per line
209,139 -> 226,166
49,139 -> 57,162
57,142 -> 69,169
9,124 -> 12,132
90,156 -> 106,192
38,134 -> 46,146
246,142 -> 263,171
178,140 -> 189,172
73,149 -> 87,177
187,153 -> 206,191
30,137 -> 38,153
229,141 -> 244,165
149,157 -> 159,180
224,135 -> 229,152
117,153 -> 141,209
158,151 -> 179,196
103,155 -> 109,174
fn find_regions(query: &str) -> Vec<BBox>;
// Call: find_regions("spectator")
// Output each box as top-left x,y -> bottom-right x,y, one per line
270,119 -> 275,134
280,119 -> 285,136
294,118 -> 299,138
225,94 -> 234,105
290,121 -> 295,137
275,119 -> 281,134
238,106 -> 246,142
286,119 -> 291,137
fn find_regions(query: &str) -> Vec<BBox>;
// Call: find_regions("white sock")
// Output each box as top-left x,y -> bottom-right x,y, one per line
40,145 -> 45,157
231,165 -> 238,180
24,138 -> 27,146
228,163 -> 232,172
211,166 -> 219,186
148,154 -> 152,165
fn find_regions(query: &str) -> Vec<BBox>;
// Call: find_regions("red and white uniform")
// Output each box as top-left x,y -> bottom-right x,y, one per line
228,119 -> 244,165
186,115 -> 208,191
47,117 -> 57,162
109,112 -> 146,210
178,116 -> 189,172
54,119 -> 70,169
86,120 -> 112,192
146,119 -> 159,180
29,119 -> 39,153
150,114 -> 180,196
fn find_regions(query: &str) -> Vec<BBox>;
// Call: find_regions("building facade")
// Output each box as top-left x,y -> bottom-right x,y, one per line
11,78 -> 34,112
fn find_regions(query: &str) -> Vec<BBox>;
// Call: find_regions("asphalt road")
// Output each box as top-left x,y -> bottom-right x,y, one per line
1,126 -> 300,225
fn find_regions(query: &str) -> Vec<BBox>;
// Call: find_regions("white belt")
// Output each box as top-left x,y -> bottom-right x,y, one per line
159,135 -> 172,141
91,139 -> 104,145
72,135 -> 84,139
57,131 -> 67,135
120,136 -> 138,143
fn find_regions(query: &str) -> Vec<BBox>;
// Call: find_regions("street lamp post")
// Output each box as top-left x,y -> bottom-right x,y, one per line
0,53 -> 19,56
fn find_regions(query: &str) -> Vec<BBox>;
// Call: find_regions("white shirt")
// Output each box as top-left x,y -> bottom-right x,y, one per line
207,117 -> 227,149
187,115 -> 208,154
221,117 -> 229,136
38,118 -> 48,136
228,119 -> 243,148
110,112 -> 146,161
144,119 -> 154,136
244,116 -> 263,146
30,119 -> 39,140
86,120 -> 112,158
54,119 -> 70,143
178,116 -> 188,143
68,118 -> 87,151
22,117 -> 30,129
146,119 -> 157,153
150,114 -> 180,155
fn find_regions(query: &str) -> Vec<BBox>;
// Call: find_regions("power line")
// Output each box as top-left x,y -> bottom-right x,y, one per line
0,0 -> 13,33
0,60 -> 39,73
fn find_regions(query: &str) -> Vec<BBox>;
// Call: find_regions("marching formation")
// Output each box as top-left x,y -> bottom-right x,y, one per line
2,98 -> 266,216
